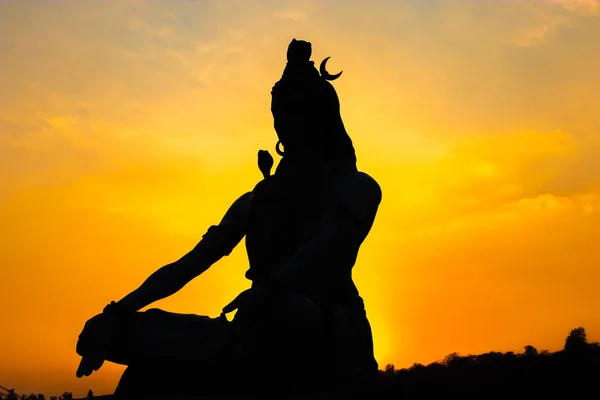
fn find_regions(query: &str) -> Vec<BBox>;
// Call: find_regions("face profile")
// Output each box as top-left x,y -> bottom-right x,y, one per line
270,38 -> 354,167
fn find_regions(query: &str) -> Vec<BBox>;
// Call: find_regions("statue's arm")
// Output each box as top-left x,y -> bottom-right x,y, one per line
116,191 -> 253,312
269,172 -> 382,285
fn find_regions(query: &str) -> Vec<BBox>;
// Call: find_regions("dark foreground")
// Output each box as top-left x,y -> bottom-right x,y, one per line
101,342 -> 600,399
75,341 -> 600,400
5,328 -> 598,400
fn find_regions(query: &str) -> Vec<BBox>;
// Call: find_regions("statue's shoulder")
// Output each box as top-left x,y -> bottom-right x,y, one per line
220,191 -> 254,225
234,190 -> 255,206
250,176 -> 275,197
246,177 -> 279,211
330,170 -> 382,219
333,170 -> 382,202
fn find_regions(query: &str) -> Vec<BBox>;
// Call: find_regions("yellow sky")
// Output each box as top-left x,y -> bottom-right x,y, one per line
1,0 -> 600,396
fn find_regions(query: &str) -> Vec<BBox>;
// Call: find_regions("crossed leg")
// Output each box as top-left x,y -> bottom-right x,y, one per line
110,292 -> 326,398
107,309 -> 231,398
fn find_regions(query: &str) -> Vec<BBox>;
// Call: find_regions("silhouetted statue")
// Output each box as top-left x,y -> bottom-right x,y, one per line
75,38 -> 382,398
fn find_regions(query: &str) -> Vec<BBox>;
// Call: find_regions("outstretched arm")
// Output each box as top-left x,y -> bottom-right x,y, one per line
116,191 -> 253,313
76,192 -> 253,378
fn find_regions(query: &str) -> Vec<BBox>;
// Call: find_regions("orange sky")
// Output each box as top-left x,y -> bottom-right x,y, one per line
1,0 -> 600,397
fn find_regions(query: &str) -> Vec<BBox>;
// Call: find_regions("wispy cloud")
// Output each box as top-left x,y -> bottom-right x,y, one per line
547,0 -> 600,14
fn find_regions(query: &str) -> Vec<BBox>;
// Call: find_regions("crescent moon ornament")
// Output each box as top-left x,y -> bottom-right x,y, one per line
319,57 -> 343,80
276,140 -> 286,156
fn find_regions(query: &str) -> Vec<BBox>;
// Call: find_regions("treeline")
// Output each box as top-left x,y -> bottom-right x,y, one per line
0,390 -> 98,400
376,327 -> 600,398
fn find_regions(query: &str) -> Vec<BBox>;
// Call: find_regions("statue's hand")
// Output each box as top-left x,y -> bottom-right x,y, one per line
76,303 -> 127,378
258,150 -> 273,179
75,313 -> 112,377
222,286 -> 271,315
76,351 -> 104,378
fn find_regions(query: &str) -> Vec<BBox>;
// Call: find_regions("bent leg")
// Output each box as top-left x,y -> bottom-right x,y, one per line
113,292 -> 325,397
108,309 -> 231,398
107,308 -> 229,366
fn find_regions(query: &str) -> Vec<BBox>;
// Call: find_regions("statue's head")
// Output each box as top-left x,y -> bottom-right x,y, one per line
270,39 -> 356,169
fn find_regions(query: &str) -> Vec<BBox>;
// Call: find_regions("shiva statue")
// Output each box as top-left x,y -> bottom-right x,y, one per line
76,38 -> 382,398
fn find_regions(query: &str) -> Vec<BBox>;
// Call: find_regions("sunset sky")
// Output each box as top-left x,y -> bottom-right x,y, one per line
1,0 -> 600,396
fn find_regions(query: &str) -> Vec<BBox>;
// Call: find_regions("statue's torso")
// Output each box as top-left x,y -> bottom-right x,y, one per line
244,170 -> 361,307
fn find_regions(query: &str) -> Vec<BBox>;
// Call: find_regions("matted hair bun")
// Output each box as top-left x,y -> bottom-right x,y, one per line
287,38 -> 312,64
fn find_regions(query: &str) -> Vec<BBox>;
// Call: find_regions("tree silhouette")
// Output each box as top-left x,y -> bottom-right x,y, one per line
443,352 -> 461,366
524,345 -> 538,357
383,364 -> 396,377
565,327 -> 588,352
86,390 -> 93,399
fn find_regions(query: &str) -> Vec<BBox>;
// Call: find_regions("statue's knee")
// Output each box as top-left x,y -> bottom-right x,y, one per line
136,308 -> 171,324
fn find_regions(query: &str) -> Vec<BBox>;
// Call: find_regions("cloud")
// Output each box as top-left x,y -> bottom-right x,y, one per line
503,0 -> 600,46
547,0 -> 600,14
273,8 -> 309,23
373,127 -> 600,247
121,4 -> 176,37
